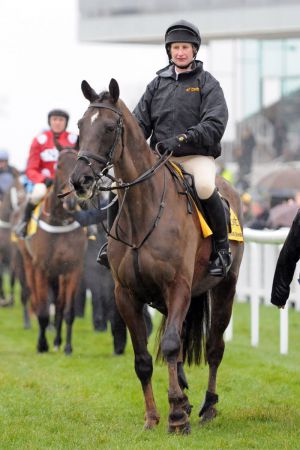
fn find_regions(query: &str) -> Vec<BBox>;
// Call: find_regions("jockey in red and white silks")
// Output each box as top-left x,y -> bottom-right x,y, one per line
26,129 -> 77,202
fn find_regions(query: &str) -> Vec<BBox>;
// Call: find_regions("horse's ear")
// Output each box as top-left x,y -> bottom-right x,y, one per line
81,80 -> 98,102
109,78 -> 119,104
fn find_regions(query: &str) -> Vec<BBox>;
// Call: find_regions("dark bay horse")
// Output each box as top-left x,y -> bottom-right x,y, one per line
70,79 -> 244,433
20,149 -> 87,354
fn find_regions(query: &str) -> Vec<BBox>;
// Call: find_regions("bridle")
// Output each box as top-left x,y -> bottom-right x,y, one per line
77,102 -> 124,182
75,101 -> 174,249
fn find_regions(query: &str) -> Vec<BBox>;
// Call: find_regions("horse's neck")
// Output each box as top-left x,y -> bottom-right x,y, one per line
114,138 -> 165,227
117,112 -> 157,182
43,186 -> 65,222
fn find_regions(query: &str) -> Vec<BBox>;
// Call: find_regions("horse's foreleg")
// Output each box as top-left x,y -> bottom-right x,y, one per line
8,266 -> 16,306
115,284 -> 160,430
161,279 -> 191,434
0,268 -> 5,300
21,283 -> 31,329
200,275 -> 236,424
54,278 -> 64,351
34,269 -> 50,353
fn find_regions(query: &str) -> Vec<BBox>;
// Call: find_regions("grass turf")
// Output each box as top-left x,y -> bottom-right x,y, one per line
0,296 -> 300,449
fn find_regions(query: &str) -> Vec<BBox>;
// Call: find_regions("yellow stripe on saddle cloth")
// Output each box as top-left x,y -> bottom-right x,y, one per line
27,203 -> 43,237
169,162 -> 243,242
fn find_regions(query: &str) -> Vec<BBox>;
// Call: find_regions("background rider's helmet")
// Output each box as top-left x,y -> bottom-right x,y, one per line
165,19 -> 201,61
0,149 -> 9,161
47,109 -> 69,128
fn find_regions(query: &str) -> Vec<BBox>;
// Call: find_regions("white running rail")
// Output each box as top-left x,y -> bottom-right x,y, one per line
225,227 -> 300,355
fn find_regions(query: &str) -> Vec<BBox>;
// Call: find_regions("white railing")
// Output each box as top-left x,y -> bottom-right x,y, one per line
226,227 -> 300,354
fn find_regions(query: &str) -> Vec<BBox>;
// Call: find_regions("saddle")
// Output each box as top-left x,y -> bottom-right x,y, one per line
166,161 -> 243,242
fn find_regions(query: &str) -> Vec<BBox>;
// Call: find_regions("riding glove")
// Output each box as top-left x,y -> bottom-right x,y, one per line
158,131 -> 194,156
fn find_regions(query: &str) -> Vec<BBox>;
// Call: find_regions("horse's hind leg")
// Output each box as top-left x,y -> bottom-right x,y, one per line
115,284 -> 160,430
161,280 -> 191,434
200,273 -> 236,424
62,269 -> 82,355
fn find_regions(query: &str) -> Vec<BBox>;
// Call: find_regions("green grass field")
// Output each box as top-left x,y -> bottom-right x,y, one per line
0,293 -> 300,449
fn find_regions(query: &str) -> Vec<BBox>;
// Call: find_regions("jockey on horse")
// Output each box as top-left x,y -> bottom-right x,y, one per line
98,19 -> 231,277
16,109 -> 78,238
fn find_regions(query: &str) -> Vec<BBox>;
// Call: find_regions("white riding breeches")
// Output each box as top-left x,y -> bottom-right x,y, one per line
29,183 -> 47,205
171,155 -> 216,200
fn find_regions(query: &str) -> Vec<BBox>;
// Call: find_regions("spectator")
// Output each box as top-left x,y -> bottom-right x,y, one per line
245,196 -> 270,229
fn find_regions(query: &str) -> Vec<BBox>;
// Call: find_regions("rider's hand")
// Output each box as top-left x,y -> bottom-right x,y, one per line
157,131 -> 194,156
44,177 -> 53,188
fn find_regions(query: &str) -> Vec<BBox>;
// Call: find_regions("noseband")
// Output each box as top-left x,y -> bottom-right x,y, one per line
77,102 -> 124,179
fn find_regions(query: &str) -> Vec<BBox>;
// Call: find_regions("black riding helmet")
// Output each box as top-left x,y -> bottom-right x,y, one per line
165,19 -> 201,62
48,109 -> 69,128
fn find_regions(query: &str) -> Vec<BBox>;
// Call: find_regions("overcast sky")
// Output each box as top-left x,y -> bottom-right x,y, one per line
0,0 -> 168,169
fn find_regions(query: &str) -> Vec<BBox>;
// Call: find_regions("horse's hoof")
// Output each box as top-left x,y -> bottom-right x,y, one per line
37,343 -> 49,353
144,414 -> 160,430
168,421 -> 191,435
23,321 -> 31,330
53,338 -> 62,348
168,411 -> 190,434
64,346 -> 73,355
200,406 -> 217,425
53,345 -> 60,352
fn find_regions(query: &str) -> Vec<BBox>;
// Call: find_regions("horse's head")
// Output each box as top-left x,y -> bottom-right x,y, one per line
70,79 -> 123,200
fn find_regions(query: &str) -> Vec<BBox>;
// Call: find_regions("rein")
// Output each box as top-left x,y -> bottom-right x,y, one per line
77,101 -> 173,248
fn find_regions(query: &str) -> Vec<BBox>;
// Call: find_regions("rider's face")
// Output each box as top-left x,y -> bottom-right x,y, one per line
49,116 -> 67,134
170,42 -> 194,70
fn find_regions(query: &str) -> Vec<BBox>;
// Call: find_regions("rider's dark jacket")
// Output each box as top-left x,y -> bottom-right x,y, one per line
133,60 -> 228,158
271,209 -> 300,307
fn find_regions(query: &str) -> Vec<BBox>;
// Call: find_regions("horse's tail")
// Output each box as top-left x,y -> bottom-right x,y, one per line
155,292 -> 210,365
183,292 -> 210,366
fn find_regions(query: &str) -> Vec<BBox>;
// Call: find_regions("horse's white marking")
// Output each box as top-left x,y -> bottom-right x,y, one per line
91,111 -> 99,124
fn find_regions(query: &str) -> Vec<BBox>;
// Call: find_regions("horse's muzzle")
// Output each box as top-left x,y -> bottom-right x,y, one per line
69,174 -> 95,200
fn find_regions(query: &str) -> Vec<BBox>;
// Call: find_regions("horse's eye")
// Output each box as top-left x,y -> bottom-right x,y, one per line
105,125 -> 115,134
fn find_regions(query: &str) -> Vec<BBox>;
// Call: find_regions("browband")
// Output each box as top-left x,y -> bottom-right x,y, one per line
89,102 -> 122,116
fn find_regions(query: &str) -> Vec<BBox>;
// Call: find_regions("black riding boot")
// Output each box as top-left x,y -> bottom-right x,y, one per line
15,202 -> 36,239
202,189 -> 232,277
96,192 -> 118,268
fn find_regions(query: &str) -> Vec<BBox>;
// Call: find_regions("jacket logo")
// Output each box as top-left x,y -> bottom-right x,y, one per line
185,87 -> 200,92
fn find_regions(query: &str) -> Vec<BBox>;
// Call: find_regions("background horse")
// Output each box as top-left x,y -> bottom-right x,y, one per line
20,149 -> 87,354
0,175 -> 31,328
70,79 -> 244,433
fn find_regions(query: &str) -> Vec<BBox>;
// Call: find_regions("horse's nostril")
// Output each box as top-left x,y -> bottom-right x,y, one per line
81,175 -> 94,186
70,175 -> 94,191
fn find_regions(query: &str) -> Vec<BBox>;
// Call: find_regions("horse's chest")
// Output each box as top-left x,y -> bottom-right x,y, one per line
115,248 -> 175,295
